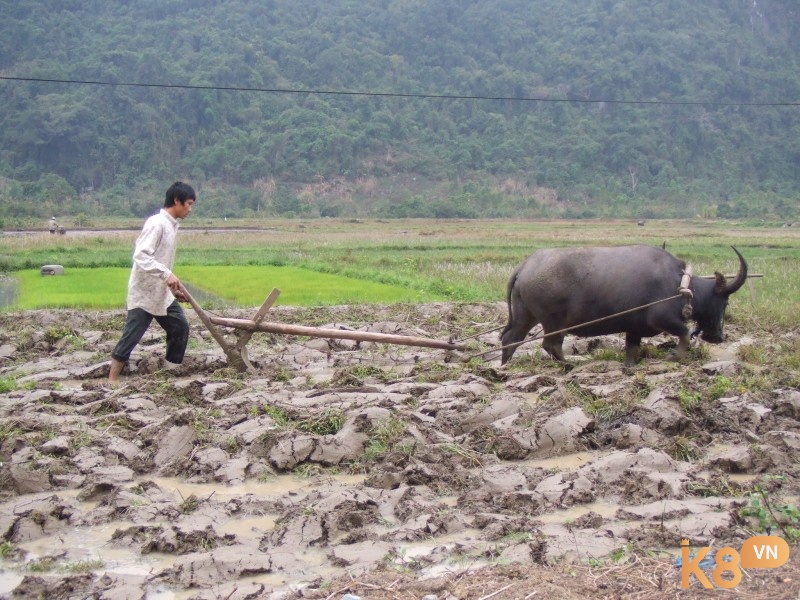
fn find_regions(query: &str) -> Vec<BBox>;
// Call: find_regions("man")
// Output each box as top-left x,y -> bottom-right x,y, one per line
108,181 -> 196,383
49,216 -> 58,234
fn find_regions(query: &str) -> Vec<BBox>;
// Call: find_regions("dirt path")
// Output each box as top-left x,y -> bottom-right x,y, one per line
0,304 -> 798,599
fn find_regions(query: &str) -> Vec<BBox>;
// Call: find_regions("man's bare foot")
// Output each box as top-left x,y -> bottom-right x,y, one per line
108,358 -> 125,383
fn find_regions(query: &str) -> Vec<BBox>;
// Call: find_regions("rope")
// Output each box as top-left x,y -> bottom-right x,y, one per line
453,322 -> 506,342
469,292 -> 686,361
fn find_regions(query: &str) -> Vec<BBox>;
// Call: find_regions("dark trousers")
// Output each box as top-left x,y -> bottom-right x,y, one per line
111,300 -> 189,364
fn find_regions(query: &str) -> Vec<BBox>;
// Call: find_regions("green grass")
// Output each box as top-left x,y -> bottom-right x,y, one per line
180,265 -> 446,306
16,268 -> 128,309
2,218 -> 799,327
8,265 -> 446,309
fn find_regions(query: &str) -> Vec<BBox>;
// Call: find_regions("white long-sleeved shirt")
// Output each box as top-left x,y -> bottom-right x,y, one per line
126,209 -> 179,315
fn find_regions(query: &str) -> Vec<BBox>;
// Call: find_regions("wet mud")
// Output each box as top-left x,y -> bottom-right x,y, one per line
0,304 -> 798,599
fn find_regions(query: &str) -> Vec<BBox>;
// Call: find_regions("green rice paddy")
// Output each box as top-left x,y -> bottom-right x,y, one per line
2,218 -> 799,332
14,265 -> 443,309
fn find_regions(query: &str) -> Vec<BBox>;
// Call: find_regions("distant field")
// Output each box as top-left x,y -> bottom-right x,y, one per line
2,218 -> 799,329
11,265 -> 444,310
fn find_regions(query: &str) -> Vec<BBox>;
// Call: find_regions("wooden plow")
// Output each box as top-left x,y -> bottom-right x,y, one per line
179,285 -> 466,372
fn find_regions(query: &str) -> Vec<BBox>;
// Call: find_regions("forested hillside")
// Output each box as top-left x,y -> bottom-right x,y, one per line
1,0 -> 799,221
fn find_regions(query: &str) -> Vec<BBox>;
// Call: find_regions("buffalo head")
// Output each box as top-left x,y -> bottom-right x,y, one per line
690,246 -> 748,343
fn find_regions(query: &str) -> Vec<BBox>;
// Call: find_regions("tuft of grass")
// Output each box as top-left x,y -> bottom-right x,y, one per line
592,347 -> 626,362
260,405 -> 292,428
677,387 -> 702,413
256,405 -> 344,437
0,541 -> 13,558
364,414 -> 406,461
65,559 -> 105,573
0,377 -> 18,393
296,408 -> 345,436
707,375 -> 734,400
737,344 -> 767,364
667,436 -> 701,462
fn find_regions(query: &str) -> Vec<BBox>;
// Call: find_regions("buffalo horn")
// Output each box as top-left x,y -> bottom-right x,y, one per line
723,246 -> 748,295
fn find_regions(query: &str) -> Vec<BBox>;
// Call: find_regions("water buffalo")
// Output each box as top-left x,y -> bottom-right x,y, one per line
500,245 -> 747,366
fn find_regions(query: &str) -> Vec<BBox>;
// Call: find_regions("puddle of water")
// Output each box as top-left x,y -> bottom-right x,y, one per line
147,472 -> 365,501
398,529 -> 484,558
0,472 -> 365,597
727,473 -> 758,484
536,501 -> 619,524
519,451 -> 600,472
0,518 -> 174,596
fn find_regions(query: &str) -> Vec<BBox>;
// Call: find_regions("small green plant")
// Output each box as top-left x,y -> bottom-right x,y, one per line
179,494 -> 200,514
384,546 -> 420,573
411,362 -> 456,384
256,471 -> 275,483
43,325 -> 75,344
610,544 -> 633,563
0,421 -> 24,445
739,485 -> 800,542
737,344 -> 767,364
65,559 -> 104,573
273,366 -> 293,382
26,558 -> 55,572
630,372 -> 653,400
592,347 -> 625,362
667,436 -> 700,462
294,463 -> 324,479
707,375 -> 734,400
688,343 -> 711,362
500,531 -> 534,543
69,427 -> 94,450
441,442 -> 482,467
364,414 -> 406,461
329,365 -> 385,387
0,377 -> 18,393
297,408 -> 344,436
261,405 -> 291,427
0,541 -> 14,558
224,435 -> 241,454
677,387 -> 702,413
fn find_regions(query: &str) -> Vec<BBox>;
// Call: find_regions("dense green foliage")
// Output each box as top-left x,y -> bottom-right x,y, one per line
1,0 -> 799,220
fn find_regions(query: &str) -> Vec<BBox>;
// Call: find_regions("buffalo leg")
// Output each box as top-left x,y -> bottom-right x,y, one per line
667,333 -> 692,362
541,332 -> 566,361
500,311 -> 538,364
624,333 -> 642,366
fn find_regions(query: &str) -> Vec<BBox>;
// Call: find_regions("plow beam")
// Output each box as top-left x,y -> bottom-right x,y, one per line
207,315 -> 466,352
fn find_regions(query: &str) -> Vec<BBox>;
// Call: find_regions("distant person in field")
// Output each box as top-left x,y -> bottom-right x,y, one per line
49,216 -> 58,234
108,181 -> 196,383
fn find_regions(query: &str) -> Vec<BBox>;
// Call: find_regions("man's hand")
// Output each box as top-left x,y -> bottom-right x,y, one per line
167,274 -> 188,301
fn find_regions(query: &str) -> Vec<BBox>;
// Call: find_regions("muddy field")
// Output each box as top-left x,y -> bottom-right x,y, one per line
0,303 -> 798,600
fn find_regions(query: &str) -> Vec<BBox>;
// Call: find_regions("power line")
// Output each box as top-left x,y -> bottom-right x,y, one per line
2,75 -> 799,107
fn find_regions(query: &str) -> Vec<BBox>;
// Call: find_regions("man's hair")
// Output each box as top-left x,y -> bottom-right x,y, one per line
164,181 -> 196,207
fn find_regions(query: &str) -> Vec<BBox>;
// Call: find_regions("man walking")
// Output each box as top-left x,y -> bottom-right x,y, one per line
108,182 -> 196,383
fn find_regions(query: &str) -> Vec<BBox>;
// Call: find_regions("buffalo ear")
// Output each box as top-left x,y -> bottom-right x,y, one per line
714,272 -> 727,294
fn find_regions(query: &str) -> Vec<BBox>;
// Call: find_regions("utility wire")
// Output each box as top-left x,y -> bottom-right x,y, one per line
2,75 -> 799,107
